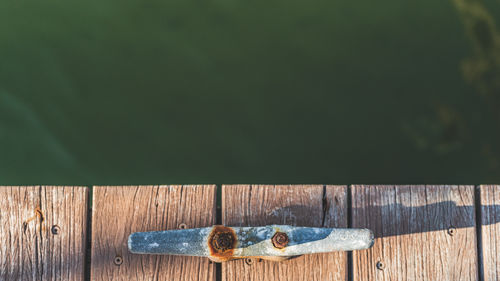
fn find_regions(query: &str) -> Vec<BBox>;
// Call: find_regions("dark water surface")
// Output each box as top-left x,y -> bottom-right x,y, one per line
1,0 -> 499,184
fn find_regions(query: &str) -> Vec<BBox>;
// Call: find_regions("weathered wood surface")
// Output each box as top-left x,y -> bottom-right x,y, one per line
351,185 -> 478,281
0,186 -> 88,281
2,184 -> 498,281
480,185 -> 500,281
90,185 -> 216,281
222,185 -> 347,281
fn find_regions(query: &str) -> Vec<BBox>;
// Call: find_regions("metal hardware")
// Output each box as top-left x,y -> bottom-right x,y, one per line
128,225 -> 374,262
447,226 -> 456,236
271,232 -> 289,249
51,225 -> 60,235
114,255 -> 123,266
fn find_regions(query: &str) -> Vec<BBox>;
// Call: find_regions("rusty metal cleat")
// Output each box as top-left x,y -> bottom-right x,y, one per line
128,225 -> 374,262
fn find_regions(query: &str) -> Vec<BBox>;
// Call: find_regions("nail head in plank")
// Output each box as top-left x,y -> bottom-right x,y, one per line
351,185 -> 478,281
222,184 -> 348,281
480,185 -> 500,281
0,186 -> 88,281
90,185 -> 216,281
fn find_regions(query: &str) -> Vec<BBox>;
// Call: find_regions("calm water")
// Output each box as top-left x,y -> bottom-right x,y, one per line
1,0 -> 499,184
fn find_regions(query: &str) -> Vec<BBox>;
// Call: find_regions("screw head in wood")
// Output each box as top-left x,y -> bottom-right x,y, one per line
114,255 -> 123,266
178,223 -> 187,229
245,258 -> 254,265
447,227 -> 456,236
51,225 -> 60,235
376,260 -> 385,270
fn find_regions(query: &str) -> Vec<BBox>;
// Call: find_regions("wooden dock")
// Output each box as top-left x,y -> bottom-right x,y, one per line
0,185 -> 498,281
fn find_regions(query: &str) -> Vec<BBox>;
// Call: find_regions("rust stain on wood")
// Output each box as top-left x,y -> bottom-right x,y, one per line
23,206 -> 45,225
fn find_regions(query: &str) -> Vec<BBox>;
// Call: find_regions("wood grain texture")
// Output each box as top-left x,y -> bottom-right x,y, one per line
352,185 -> 478,281
90,185 -> 216,281
480,185 -> 500,281
222,184 -> 347,281
0,186 -> 88,281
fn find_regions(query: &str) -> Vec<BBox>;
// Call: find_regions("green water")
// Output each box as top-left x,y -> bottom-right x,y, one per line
1,0 -> 499,185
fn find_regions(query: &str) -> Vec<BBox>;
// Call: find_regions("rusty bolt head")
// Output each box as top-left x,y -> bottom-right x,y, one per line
212,231 -> 235,252
114,255 -> 123,266
51,225 -> 60,235
271,232 -> 289,249
207,226 -> 237,262
447,227 -> 456,236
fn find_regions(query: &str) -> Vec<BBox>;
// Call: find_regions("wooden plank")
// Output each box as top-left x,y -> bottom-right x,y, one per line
352,185 -> 478,281
90,185 -> 216,281
222,184 -> 347,281
0,186 -> 88,281
480,185 -> 500,281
